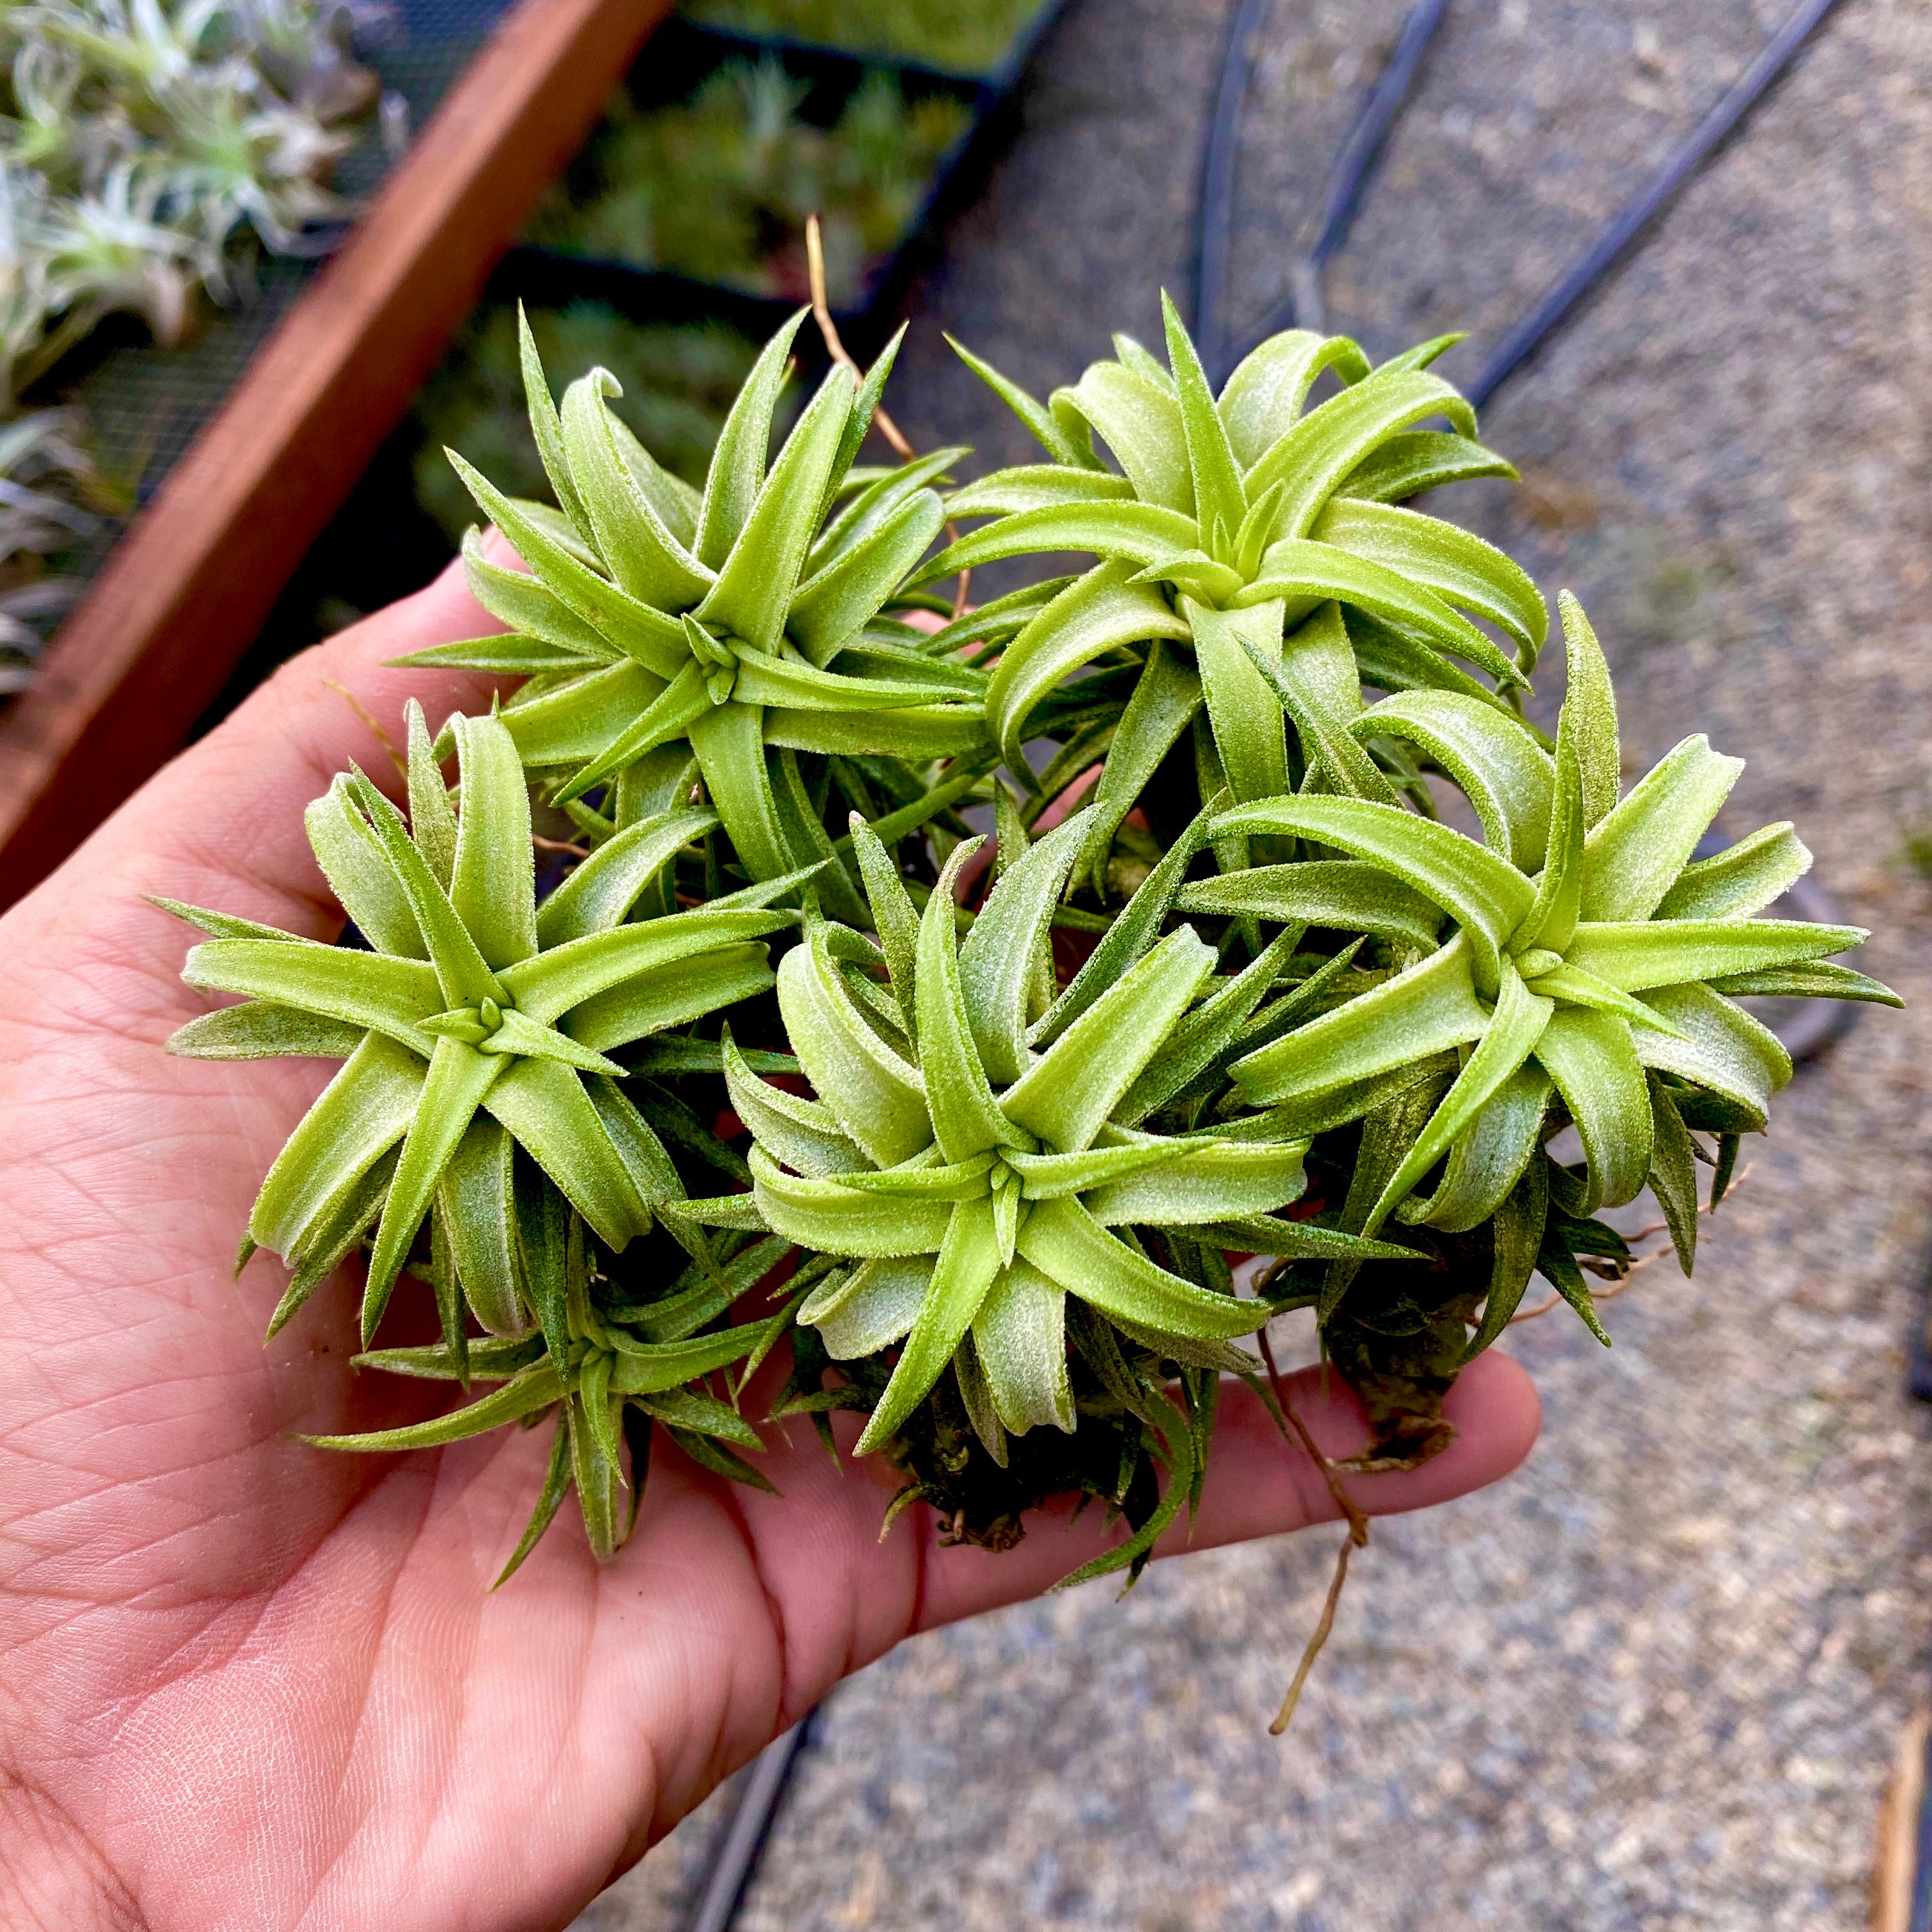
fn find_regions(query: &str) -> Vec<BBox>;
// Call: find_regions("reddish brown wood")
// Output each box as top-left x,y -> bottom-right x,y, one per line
0,0 -> 671,907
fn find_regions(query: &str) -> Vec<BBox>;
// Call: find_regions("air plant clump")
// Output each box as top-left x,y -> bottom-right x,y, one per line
0,0 -> 380,684
169,290 -> 1897,1696
526,58 -> 971,307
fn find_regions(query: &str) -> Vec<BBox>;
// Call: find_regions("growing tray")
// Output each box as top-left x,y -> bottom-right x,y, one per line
500,3 -> 1064,351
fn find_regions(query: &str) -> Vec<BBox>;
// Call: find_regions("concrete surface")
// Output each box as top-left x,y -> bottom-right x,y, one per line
576,0 -> 1932,1924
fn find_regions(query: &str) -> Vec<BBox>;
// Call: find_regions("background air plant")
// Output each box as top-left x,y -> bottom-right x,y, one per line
167,289 -> 1895,1655
526,57 -> 971,309
0,0 -> 379,685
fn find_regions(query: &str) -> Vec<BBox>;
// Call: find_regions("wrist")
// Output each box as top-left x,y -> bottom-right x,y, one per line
0,1770 -> 137,1932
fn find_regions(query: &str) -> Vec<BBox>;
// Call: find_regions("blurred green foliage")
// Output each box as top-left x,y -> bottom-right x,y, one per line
526,61 -> 971,307
679,0 -> 1044,75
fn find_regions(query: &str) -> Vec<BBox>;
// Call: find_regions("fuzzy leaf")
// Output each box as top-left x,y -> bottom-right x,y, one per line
1173,861 -> 1443,952
1351,691 -> 1554,871
559,370 -> 710,609
1005,928 -> 1216,1153
438,1116 -> 526,1335
856,1195 -> 1004,1453
1186,595 -> 1292,804
1556,592 -> 1620,829
947,334 -> 1092,466
983,561 -> 1190,769
1246,369 -> 1477,542
1017,1196 -> 1261,1340
1407,1061 -> 1553,1232
448,453 -> 688,679
1581,736 -> 1743,924
305,776 -> 424,958
247,1034 -> 423,1258
167,1001 -> 367,1062
1337,431 -> 1515,503
776,920 -> 931,1166
801,1253 -> 933,1358
1364,961 -> 1552,1236
750,1147 -> 949,1255
1654,822 -> 1811,922
1705,960 -> 1901,1006
914,502 -> 1200,589
482,1055 -> 648,1248
1563,917 -> 1864,992
1230,932 -> 1488,1109
1458,1159 -> 1548,1363
956,806 -> 1094,1084
1313,499 -> 1545,658
183,939 -> 439,1057
694,309 -> 807,569
1081,1137 -> 1307,1225
307,1361 -> 564,1453
1630,982 -> 1789,1127
1218,328 -> 1370,470
974,1258 -> 1075,1434
535,806 -> 718,947
1531,1007 -> 1652,1213
788,490 -> 944,666
1213,796 -> 1535,986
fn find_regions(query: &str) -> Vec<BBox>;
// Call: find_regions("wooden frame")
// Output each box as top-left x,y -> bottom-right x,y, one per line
0,0 -> 674,908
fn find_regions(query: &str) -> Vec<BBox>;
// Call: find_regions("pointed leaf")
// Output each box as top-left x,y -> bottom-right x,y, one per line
1337,431 -> 1517,504
957,806 -> 1095,1084
1557,592 -> 1619,828
698,365 -> 855,655
1314,499 -> 1546,659
694,308 -> 808,569
1351,691 -> 1555,871
306,775 -> 424,958
1230,932 -> 1489,1108
1364,961 -> 1552,1236
1655,823 -> 1811,921
855,1195 -> 1005,1453
1005,928 -> 1216,1153
1564,917 -> 1864,992
483,1055 -> 649,1248
1531,1007 -> 1652,1212
985,560 -> 1189,769
1173,861 -> 1443,952
560,369 -> 710,608
183,939 -> 439,1057
1016,1196 -> 1261,1339
918,841 -> 1028,1162
912,502 -> 1200,588
1217,328 -> 1370,470
775,920 -> 931,1165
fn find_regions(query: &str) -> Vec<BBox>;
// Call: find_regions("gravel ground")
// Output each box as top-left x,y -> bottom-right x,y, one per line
576,1 -> 1932,1925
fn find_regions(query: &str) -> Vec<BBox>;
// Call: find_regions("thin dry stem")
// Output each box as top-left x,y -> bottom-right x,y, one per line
1270,1533 -> 1354,1736
324,680 -> 406,781
1257,1325 -> 1365,1738
532,834 -> 590,858
1503,1162 -> 1758,1328
805,212 -> 970,618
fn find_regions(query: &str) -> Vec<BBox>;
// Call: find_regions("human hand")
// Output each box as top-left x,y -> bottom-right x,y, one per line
0,556 -> 1540,1932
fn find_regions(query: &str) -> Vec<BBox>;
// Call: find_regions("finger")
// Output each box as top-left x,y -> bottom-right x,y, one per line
913,1348 -> 1540,1630
20,546 -> 513,952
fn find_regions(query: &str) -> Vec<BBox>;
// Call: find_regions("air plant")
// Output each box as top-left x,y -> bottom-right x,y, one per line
399,307 -> 985,897
915,296 -> 1537,897
168,287 -> 1894,1722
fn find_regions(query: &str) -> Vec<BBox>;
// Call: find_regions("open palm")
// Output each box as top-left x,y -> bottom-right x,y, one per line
0,558 -> 1539,1932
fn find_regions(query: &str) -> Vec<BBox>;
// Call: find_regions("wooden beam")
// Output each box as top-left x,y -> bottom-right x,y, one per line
0,0 -> 671,906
